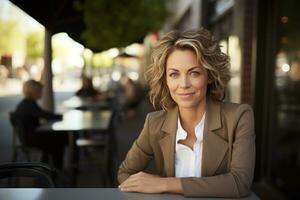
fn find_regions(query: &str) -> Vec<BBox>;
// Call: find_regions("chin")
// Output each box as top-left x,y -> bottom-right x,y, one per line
177,102 -> 200,109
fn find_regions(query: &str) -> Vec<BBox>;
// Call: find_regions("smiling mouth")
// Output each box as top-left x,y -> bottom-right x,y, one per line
177,92 -> 195,96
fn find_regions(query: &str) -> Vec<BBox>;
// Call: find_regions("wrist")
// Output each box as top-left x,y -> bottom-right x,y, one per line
161,177 -> 170,193
162,177 -> 182,194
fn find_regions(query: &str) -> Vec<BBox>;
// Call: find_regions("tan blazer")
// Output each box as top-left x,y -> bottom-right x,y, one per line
118,98 -> 255,198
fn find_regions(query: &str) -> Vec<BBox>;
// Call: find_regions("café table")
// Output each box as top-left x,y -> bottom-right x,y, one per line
62,96 -> 111,110
0,188 -> 260,200
37,109 -> 114,187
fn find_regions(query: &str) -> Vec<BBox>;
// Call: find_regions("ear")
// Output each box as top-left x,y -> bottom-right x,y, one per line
208,78 -> 213,84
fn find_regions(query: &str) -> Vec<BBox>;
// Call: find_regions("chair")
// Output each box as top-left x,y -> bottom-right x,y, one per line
85,108 -> 122,187
73,108 -> 121,187
0,162 -> 57,188
9,111 -> 47,162
73,130 -> 111,187
103,107 -> 123,187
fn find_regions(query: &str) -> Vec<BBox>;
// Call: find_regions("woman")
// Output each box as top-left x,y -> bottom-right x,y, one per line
119,76 -> 142,117
76,76 -> 102,99
15,80 -> 67,169
118,28 -> 255,198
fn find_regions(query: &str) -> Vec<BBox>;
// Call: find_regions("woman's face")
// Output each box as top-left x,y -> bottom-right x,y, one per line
166,49 -> 209,110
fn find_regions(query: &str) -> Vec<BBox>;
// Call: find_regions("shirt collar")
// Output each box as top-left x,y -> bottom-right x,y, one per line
176,113 -> 206,143
195,113 -> 205,142
176,117 -> 187,143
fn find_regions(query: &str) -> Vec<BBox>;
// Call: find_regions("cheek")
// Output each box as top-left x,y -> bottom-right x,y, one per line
192,79 -> 208,91
168,81 -> 178,96
166,79 -> 177,93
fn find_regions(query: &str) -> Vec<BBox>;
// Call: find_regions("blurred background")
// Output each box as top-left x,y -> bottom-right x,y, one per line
0,0 -> 299,199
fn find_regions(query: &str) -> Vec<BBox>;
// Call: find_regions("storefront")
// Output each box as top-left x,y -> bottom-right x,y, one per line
254,0 -> 300,199
204,0 -> 249,104
204,0 -> 300,199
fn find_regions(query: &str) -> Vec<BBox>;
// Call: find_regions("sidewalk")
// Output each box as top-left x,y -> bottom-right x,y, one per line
0,78 -> 81,97
0,79 -> 22,96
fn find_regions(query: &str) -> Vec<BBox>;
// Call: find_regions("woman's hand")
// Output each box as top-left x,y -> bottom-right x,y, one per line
119,172 -> 167,193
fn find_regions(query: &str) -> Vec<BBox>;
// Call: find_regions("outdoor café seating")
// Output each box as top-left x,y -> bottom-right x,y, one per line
9,111 -> 48,163
0,162 -> 57,188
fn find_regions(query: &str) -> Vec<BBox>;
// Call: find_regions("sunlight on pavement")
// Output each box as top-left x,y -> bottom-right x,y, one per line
0,78 -> 80,97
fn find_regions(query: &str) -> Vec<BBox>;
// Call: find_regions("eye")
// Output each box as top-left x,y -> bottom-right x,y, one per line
168,72 -> 178,78
190,71 -> 201,77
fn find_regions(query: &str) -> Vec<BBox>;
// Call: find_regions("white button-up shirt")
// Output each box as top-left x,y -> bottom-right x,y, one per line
175,113 -> 205,178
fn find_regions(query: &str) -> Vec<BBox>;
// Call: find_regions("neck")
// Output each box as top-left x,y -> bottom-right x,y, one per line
178,99 -> 206,130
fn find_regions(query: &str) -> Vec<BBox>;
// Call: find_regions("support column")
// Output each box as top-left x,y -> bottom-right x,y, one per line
241,0 -> 255,104
41,28 -> 54,112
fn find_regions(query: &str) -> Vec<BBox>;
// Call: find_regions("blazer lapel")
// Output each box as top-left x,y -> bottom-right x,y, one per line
158,99 -> 228,177
159,107 -> 178,177
201,98 -> 228,177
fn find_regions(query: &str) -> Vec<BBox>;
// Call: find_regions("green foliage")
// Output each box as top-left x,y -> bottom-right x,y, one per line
0,20 -> 24,55
26,31 -> 44,60
92,52 -> 113,68
79,0 -> 167,51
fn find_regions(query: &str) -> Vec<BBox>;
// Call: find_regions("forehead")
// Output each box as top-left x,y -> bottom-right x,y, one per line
166,49 -> 200,70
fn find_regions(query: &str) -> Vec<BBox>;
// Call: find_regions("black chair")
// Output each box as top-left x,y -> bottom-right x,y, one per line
9,111 -> 47,162
0,162 -> 57,188
73,129 -> 111,187
103,107 -> 123,187
72,108 -> 121,187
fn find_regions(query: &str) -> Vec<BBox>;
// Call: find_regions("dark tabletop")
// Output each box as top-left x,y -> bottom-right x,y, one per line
37,109 -> 113,132
0,188 -> 260,200
62,96 -> 110,110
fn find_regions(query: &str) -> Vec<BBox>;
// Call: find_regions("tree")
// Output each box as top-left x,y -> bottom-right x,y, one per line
26,31 -> 44,60
75,0 -> 167,51
0,20 -> 23,55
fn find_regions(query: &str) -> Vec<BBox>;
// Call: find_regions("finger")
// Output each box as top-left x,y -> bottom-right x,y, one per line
120,182 -> 141,192
120,175 -> 137,186
120,185 -> 139,192
120,178 -> 139,188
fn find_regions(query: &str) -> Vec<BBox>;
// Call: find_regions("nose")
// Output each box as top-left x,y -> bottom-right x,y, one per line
179,75 -> 191,88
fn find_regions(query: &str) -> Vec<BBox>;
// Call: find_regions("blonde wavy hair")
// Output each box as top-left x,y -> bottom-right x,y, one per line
146,28 -> 231,111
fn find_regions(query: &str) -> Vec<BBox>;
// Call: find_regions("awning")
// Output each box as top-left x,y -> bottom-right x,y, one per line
10,0 -> 89,49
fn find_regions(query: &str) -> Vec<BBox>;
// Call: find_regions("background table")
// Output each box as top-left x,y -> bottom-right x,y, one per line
37,109 -> 113,132
0,188 -> 260,200
37,110 -> 114,186
62,96 -> 111,110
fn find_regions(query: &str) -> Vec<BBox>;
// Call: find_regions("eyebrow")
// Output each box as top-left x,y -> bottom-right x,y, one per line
167,66 -> 203,72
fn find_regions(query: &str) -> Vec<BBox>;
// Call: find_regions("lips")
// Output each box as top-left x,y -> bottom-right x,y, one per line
177,92 -> 195,97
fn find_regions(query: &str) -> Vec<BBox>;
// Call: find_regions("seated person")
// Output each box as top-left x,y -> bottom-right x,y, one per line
118,28 -> 255,198
75,76 -> 104,100
15,80 -> 67,170
119,76 -> 143,116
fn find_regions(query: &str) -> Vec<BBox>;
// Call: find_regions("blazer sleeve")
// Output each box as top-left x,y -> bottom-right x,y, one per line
181,104 -> 256,198
118,114 -> 154,183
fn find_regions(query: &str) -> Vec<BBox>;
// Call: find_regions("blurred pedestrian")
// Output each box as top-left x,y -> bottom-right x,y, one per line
76,76 -> 105,100
119,76 -> 142,117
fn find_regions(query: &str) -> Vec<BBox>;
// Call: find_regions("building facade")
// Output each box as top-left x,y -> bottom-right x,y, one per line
162,0 -> 300,199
